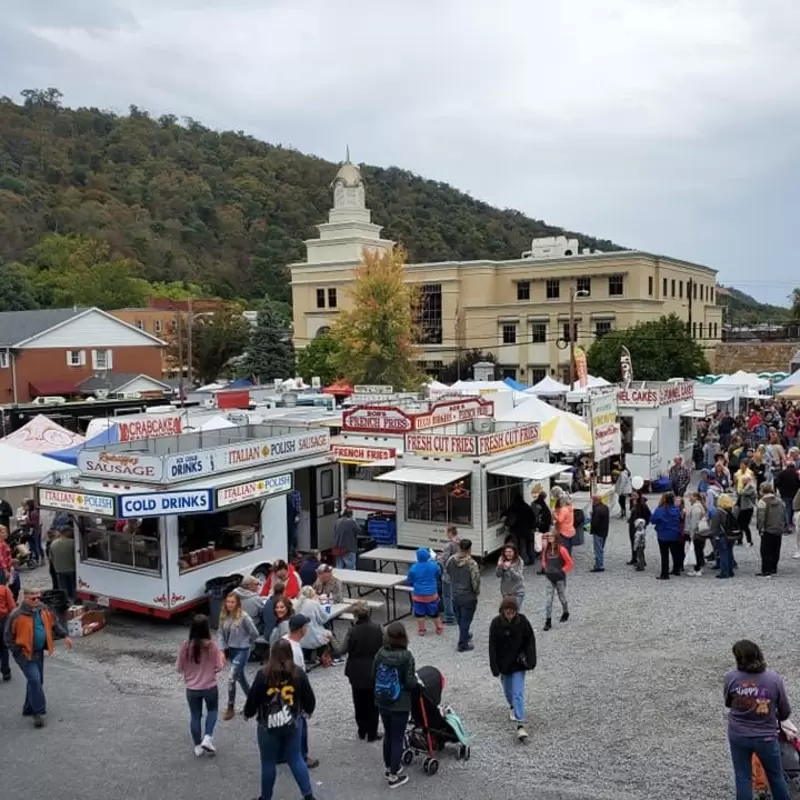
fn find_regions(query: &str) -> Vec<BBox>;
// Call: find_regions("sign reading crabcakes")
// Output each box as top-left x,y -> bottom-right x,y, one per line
78,451 -> 163,480
117,413 -> 183,442
38,487 -> 117,517
216,473 -> 293,509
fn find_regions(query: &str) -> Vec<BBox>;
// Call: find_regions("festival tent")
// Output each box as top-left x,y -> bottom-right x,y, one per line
0,442 -> 73,487
778,385 -> 800,400
773,370 -> 800,390
46,425 -> 120,466
450,380 -> 510,394
199,415 -> 237,431
503,377 -> 528,391
497,397 -> 592,453
1,415 -> 85,454
715,370 -> 770,391
322,381 -> 353,397
527,375 -> 569,396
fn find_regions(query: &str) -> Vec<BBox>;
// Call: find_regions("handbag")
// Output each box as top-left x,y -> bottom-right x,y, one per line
684,543 -> 697,569
533,531 -> 543,554
697,517 -> 710,535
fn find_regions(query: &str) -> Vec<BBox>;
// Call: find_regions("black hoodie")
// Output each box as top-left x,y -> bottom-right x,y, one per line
489,613 -> 537,676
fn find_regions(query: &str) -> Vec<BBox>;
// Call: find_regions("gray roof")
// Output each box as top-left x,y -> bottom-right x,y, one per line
0,308 -> 86,347
78,373 -> 170,393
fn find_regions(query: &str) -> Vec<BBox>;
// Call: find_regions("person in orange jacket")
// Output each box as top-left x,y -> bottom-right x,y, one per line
542,532 -> 573,632
0,580 -> 15,680
3,585 -> 73,727
259,560 -> 301,600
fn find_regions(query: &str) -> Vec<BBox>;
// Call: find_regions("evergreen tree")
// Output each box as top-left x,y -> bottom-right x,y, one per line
243,302 -> 295,382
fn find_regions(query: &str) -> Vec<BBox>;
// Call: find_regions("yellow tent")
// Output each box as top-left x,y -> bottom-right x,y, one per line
778,386 -> 800,399
541,414 -> 593,453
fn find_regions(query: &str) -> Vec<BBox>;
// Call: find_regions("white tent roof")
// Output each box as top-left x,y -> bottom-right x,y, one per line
1,415 -> 85,454
774,370 -> 800,390
0,442 -> 73,487
497,395 -> 566,423
527,375 -> 569,396
449,380 -> 511,393
497,397 -> 592,452
715,370 -> 769,390
199,415 -> 237,431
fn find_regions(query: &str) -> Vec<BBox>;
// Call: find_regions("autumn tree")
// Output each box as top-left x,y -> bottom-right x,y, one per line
296,333 -> 340,386
329,248 -> 424,390
587,313 -> 710,382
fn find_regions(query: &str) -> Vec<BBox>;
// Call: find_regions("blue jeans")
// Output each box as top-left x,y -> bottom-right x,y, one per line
380,710 -> 409,775
593,535 -> 606,569
299,713 -> 309,758
500,670 -> 526,723
186,687 -> 219,745
336,552 -> 356,571
453,597 -> 477,650
441,581 -> 455,622
226,647 -> 251,706
28,528 -> 43,562
13,650 -> 46,716
718,536 -> 734,578
729,735 -> 790,800
514,590 -> 525,611
256,721 -> 312,800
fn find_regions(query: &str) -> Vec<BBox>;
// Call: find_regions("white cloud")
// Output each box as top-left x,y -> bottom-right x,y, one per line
4,0 -> 800,302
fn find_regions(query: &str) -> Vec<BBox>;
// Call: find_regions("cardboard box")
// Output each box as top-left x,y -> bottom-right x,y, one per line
68,609 -> 106,638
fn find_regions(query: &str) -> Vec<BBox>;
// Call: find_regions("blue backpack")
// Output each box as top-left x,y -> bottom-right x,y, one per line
374,662 -> 401,703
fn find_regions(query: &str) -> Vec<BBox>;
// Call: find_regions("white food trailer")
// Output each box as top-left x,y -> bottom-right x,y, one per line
617,381 -> 697,480
376,422 -> 556,558
37,423 -> 334,618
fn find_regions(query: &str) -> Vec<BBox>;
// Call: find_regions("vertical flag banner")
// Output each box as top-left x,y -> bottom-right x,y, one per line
574,346 -> 588,388
620,345 -> 633,388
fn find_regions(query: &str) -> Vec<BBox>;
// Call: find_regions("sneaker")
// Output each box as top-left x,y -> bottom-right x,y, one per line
388,774 -> 409,789
543,618 -> 552,631
794,552 -> 800,559
559,611 -> 569,623
509,707 -> 517,722
367,733 -> 383,742
331,656 -> 345,665
201,734 -> 216,755
589,567 -> 605,573
516,725 -> 529,741
305,757 -> 320,769
1,673 -> 10,682
692,570 -> 703,577
194,744 -> 205,757
33,715 -> 44,729
747,542 -> 754,547
457,642 -> 475,652
385,766 -> 405,779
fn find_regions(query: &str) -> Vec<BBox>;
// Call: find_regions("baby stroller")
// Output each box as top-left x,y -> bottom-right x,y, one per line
8,527 -> 37,570
402,666 -> 470,776
753,725 -> 800,798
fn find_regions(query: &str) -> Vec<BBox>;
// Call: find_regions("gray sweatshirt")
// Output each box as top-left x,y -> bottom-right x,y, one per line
437,539 -> 460,583
496,558 -> 524,596
217,612 -> 258,650
738,483 -> 757,512
446,553 -> 480,602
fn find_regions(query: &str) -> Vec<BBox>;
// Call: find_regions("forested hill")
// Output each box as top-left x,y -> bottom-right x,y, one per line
0,89 -> 620,305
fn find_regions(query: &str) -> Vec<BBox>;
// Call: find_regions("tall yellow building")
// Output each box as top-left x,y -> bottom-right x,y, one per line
290,160 -> 722,382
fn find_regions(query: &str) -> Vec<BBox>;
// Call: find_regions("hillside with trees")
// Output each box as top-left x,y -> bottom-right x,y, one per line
0,88 -> 620,310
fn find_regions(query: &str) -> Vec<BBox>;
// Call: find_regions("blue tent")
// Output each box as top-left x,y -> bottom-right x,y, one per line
223,378 -> 253,389
503,377 -> 528,391
46,424 -> 120,465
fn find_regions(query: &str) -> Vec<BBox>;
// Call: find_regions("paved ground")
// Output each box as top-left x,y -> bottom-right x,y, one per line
3,515 -> 800,800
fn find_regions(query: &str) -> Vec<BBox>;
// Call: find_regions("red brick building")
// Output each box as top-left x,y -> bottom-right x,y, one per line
0,308 -> 165,403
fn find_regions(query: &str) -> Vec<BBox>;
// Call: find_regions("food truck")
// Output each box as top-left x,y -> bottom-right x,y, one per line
36,421 -> 333,617
617,381 -> 697,480
376,421 -> 557,558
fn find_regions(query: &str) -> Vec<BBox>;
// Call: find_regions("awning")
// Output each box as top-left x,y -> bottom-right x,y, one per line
375,467 -> 470,486
28,379 -> 80,396
487,461 -> 570,480
695,394 -> 733,403
680,410 -> 707,418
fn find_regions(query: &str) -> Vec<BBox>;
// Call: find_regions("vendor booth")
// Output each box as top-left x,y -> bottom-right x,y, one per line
617,381 -> 697,480
37,423 -> 332,617
377,422 -> 555,558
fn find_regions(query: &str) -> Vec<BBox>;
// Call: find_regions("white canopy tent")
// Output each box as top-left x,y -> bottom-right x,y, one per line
497,397 -> 592,453
774,370 -> 800,390
714,370 -> 770,391
0,442 -> 74,514
527,376 -> 569,396
1,415 -> 85,454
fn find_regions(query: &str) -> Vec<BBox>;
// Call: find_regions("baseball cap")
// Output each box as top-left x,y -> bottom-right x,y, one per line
288,613 -> 310,632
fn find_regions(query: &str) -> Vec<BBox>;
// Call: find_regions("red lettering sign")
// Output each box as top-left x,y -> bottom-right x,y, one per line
330,445 -> 396,463
403,434 -> 478,456
413,398 -> 495,430
342,407 -> 413,433
118,414 -> 183,442
476,424 -> 540,456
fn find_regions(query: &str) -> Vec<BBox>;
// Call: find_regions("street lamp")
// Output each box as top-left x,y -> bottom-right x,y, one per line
569,287 -> 590,389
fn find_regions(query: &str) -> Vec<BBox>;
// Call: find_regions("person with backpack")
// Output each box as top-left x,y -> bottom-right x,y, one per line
373,622 -> 417,789
176,614 -> 225,756
244,639 -> 317,800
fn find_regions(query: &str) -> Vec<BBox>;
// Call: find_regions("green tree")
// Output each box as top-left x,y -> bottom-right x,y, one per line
790,288 -> 800,322
190,307 -> 251,384
586,313 -> 710,382
439,349 -> 498,384
0,261 -> 38,311
243,303 -> 295,382
329,248 -> 424,390
296,334 -> 339,386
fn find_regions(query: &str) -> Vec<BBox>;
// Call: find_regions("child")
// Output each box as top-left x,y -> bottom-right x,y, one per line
406,548 -> 443,636
543,532 -> 573,631
633,518 -> 647,571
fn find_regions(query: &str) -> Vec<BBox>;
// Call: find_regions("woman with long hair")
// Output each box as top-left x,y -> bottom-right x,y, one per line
488,595 -> 536,742
496,542 -> 525,610
176,614 -> 225,756
685,492 -> 709,577
542,531 -> 573,631
218,591 -> 259,721
724,640 -> 791,800
737,473 -> 757,547
626,491 -> 651,566
244,639 -> 317,800
268,596 -> 294,646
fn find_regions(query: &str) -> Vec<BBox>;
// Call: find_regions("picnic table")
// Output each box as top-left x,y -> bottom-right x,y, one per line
359,546 -> 420,574
333,568 -> 411,621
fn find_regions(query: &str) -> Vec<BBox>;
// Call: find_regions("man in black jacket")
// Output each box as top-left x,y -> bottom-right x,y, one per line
775,464 -> 800,532
590,495 -> 610,572
340,602 -> 383,742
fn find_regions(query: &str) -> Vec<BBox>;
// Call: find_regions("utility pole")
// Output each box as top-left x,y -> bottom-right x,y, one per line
186,298 -> 193,388
176,309 -> 184,406
569,289 -> 576,390
687,278 -> 693,337
455,305 -> 461,382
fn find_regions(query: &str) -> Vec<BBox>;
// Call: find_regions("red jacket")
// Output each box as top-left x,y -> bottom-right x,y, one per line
259,565 -> 301,599
0,584 -> 14,617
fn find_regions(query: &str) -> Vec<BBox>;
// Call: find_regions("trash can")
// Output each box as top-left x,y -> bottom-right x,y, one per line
205,577 -> 239,629
41,589 -> 69,637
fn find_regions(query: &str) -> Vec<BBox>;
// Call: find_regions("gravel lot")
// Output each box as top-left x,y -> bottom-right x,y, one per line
3,514 -> 800,800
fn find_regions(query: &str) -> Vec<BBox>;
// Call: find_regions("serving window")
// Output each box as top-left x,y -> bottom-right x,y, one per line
405,476 -> 472,526
178,503 -> 263,573
78,515 -> 162,574
486,474 -> 524,526
680,416 -> 695,450
344,463 -> 395,481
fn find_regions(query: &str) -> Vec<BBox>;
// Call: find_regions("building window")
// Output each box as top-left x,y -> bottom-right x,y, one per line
501,367 -> 517,380
406,475 -> 472,526
135,319 -> 144,330
692,322 -> 697,338
0,351 -> 8,369
595,320 -> 612,339
417,284 -> 443,345
699,323 -> 705,340
671,279 -> 676,297
710,287 -> 714,303
679,281 -> 683,299
530,322 -> 547,344
562,322 -> 579,342
608,275 -> 624,296
501,324 -> 517,344
327,288 -> 337,309
154,319 -> 163,334
648,276 -> 654,296
577,277 -> 591,296
92,349 -> 112,370
66,350 -> 84,367
713,322 -> 718,338
546,279 -> 560,300
487,473 -> 524,525
529,367 -> 547,384
517,281 -> 530,301
316,288 -> 325,309
663,278 -> 668,296
693,282 -> 698,300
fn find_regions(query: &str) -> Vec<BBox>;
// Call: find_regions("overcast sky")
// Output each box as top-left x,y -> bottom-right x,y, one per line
3,0 -> 799,305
